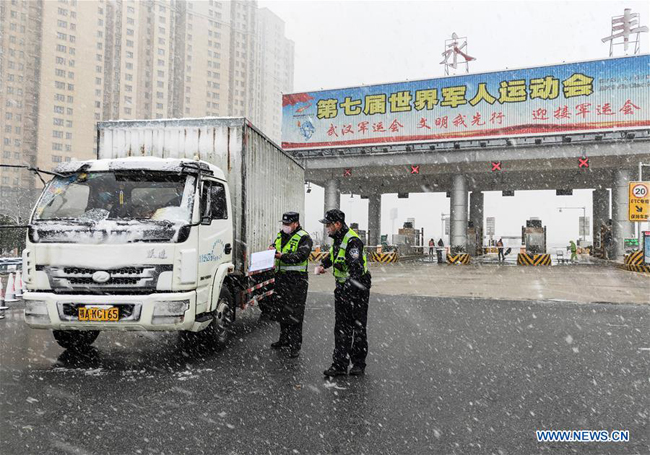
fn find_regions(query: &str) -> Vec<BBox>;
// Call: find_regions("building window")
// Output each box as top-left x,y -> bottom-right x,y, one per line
52,155 -> 62,162
53,143 -> 63,151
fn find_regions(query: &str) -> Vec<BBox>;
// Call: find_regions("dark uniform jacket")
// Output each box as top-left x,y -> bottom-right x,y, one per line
272,226 -> 313,322
321,225 -> 371,290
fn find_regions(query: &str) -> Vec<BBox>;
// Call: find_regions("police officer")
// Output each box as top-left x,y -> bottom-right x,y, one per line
269,211 -> 312,358
316,209 -> 372,376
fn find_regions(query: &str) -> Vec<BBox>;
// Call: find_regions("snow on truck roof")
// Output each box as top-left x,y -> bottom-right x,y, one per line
53,157 -> 225,180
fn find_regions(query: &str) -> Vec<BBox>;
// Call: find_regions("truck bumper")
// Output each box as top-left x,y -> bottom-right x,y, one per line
23,291 -> 203,332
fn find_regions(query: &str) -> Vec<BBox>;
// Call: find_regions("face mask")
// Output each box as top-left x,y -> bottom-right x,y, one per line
281,225 -> 293,234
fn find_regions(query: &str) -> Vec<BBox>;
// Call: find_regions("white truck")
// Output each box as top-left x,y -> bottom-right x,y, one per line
23,118 -> 304,349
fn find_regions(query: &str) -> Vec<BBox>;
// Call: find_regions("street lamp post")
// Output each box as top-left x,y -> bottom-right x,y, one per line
441,213 -> 450,246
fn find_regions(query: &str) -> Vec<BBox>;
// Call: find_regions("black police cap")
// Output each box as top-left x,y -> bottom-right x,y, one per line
319,209 -> 345,224
281,211 -> 300,224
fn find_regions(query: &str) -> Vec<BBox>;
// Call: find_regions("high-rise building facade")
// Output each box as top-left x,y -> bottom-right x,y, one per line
0,0 -> 294,220
254,7 -> 294,144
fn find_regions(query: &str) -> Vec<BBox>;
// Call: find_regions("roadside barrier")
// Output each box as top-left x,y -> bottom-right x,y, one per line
0,276 -> 7,317
447,253 -> 471,264
310,251 -> 399,263
623,251 -> 649,273
309,252 -> 328,262
517,253 -> 552,266
624,251 -> 644,266
15,271 -> 23,298
4,273 -> 17,302
370,252 -> 398,263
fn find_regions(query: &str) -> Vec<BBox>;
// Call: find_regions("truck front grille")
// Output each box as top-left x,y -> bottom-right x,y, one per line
44,265 -> 171,293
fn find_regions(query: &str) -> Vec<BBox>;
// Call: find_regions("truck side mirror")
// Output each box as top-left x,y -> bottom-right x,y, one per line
201,215 -> 212,225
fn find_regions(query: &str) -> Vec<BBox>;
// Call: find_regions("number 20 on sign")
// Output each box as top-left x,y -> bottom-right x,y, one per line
629,182 -> 649,221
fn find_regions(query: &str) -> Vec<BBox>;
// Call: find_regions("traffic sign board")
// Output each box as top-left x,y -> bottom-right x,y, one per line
628,182 -> 649,221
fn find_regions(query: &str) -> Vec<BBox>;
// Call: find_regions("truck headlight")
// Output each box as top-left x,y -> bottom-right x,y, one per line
151,299 -> 190,325
24,300 -> 49,324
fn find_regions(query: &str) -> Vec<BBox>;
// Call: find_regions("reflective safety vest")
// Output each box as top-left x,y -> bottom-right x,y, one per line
275,229 -> 309,273
330,228 -> 368,283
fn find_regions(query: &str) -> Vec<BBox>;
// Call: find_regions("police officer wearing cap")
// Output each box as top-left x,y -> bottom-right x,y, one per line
268,211 -> 313,358
316,209 -> 372,376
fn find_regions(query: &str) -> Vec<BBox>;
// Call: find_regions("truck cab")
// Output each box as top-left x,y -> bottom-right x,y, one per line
23,157 -> 237,349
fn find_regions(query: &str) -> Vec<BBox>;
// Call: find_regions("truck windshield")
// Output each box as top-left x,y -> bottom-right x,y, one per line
33,171 -> 196,224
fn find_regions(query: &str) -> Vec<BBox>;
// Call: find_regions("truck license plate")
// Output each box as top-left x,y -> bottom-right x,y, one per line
78,306 -> 119,322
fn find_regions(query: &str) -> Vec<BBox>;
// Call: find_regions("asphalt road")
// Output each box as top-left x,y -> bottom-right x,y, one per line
0,293 -> 648,455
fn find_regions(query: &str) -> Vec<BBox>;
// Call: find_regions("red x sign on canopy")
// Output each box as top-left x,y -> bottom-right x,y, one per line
578,157 -> 589,169
343,169 -> 352,177
410,165 -> 420,174
491,161 -> 502,172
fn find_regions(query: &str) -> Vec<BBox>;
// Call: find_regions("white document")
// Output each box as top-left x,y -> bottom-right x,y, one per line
249,250 -> 276,273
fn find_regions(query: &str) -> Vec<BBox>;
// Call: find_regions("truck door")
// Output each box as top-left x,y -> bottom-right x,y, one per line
198,179 -> 233,300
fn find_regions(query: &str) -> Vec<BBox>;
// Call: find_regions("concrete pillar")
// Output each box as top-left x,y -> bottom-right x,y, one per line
592,189 -> 610,250
368,193 -> 381,247
469,191 -> 484,255
323,178 -> 340,244
450,174 -> 468,253
612,170 -> 634,262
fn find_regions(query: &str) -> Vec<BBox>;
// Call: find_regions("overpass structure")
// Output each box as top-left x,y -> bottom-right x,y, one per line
282,55 -> 650,261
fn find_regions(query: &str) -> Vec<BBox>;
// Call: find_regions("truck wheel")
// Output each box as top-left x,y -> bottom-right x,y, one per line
210,286 -> 234,345
52,330 -> 100,350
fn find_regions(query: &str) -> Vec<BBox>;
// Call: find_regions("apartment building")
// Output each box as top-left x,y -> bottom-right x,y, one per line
0,0 -> 294,221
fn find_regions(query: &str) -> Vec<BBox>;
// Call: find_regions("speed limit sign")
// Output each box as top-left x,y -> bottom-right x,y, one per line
629,182 -> 649,221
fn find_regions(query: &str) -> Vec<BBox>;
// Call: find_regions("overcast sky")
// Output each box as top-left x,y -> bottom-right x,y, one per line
259,0 -> 649,247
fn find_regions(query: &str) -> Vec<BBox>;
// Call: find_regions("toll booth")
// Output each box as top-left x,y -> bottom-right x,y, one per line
521,218 -> 547,254
395,220 -> 424,256
349,223 -> 367,245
